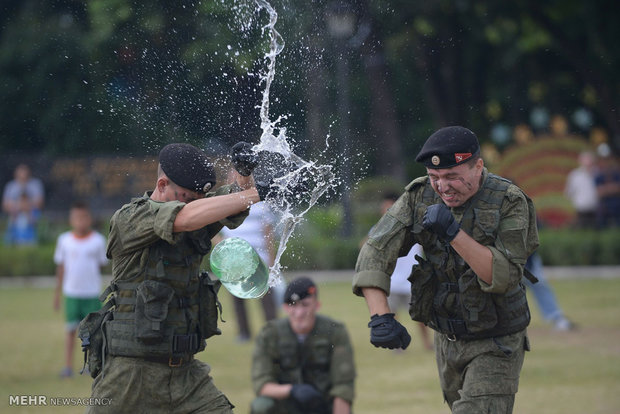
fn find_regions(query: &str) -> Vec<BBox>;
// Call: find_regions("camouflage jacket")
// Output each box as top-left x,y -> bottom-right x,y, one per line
107,186 -> 247,282
353,169 -> 539,338
251,315 -> 356,404
102,185 -> 248,358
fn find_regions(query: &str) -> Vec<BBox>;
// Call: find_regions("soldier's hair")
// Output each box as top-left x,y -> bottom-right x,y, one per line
464,154 -> 482,168
71,200 -> 90,211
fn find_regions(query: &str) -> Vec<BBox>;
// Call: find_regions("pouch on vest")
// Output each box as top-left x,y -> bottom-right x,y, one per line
197,272 -> 223,342
78,306 -> 112,378
310,338 -> 331,369
471,208 -> 500,245
458,269 -> 498,333
495,282 -> 531,331
135,280 -> 175,344
407,256 -> 437,324
278,342 -> 299,371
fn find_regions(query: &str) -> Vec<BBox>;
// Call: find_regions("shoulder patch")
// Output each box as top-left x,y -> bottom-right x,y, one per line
405,176 -> 428,192
505,183 -> 528,203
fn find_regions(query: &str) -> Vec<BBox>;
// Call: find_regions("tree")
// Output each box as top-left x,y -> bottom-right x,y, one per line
1,0 -> 618,163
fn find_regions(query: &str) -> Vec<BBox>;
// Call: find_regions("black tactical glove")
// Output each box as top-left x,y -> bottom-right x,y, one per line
368,313 -> 411,350
290,383 -> 327,411
422,204 -> 460,242
231,141 -> 258,176
253,151 -> 311,204
254,179 -> 274,201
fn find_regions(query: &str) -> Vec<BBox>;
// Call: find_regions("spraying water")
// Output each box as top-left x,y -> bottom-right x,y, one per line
103,0 -> 338,290
250,0 -> 337,286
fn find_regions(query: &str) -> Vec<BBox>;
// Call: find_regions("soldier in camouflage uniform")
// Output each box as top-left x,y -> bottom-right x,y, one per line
80,142 -> 287,413
353,126 -> 539,413
251,277 -> 356,414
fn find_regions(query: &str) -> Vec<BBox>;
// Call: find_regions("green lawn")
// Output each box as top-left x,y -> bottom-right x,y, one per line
1,277 -> 620,413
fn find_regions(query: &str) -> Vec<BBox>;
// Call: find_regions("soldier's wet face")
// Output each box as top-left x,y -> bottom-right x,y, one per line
162,179 -> 205,204
427,158 -> 484,207
284,295 -> 320,335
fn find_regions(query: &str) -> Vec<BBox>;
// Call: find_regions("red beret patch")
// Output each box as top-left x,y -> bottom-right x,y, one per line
455,153 -> 472,163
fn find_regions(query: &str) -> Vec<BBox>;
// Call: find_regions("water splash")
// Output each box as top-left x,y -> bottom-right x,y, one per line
252,0 -> 337,286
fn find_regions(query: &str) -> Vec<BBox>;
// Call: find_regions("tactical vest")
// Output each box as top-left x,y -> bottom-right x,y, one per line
274,316 -> 334,397
100,224 -> 222,360
408,173 -> 532,340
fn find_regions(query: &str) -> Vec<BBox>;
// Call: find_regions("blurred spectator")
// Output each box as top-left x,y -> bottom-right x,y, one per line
4,191 -> 38,245
594,148 -> 620,227
564,151 -> 599,228
380,194 -> 433,351
217,199 -> 281,342
2,164 -> 44,245
525,252 -> 575,331
522,201 -> 576,332
53,201 -> 108,378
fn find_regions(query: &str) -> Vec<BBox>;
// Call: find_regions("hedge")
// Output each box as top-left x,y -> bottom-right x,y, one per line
537,228 -> 620,266
0,244 -> 57,276
278,228 -> 620,270
0,228 -> 618,277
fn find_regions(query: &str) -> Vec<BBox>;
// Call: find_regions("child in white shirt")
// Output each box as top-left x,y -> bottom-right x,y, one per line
53,201 -> 108,377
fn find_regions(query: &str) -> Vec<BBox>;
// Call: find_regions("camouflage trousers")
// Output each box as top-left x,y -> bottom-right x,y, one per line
250,396 -> 331,414
85,356 -> 234,414
434,329 -> 529,414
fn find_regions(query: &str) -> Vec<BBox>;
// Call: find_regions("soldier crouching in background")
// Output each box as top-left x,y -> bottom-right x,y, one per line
251,277 -> 356,414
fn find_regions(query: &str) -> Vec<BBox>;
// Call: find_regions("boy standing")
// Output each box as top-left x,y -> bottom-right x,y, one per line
53,201 -> 108,377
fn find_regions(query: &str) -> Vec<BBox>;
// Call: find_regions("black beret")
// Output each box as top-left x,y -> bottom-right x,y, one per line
159,143 -> 216,193
284,277 -> 317,304
415,126 -> 480,169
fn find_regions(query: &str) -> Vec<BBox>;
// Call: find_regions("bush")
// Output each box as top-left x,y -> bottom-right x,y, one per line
0,244 -> 57,276
276,205 -> 361,271
280,235 -> 360,270
1,222 -> 618,277
537,228 -> 620,266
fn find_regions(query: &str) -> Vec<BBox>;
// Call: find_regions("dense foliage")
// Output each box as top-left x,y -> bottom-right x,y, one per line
1,0 -> 618,271
1,0 -> 618,170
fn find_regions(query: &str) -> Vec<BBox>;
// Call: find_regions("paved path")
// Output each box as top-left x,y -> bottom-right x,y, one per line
1,266 -> 619,288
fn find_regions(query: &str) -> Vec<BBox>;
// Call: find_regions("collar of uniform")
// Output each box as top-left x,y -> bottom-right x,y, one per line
450,167 -> 489,216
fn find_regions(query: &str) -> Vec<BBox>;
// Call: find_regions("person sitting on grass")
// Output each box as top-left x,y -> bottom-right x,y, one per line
251,276 -> 356,414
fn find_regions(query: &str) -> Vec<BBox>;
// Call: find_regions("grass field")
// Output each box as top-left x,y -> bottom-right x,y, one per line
1,277 -> 620,413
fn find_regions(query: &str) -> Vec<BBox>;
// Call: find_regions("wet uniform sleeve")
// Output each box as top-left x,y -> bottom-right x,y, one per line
329,323 -> 356,404
205,183 -> 250,235
481,185 -> 539,293
107,196 -> 185,258
353,192 -> 415,296
251,322 -> 279,396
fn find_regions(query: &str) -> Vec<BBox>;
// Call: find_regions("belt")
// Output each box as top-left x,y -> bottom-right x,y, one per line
143,354 -> 194,367
435,316 -> 468,339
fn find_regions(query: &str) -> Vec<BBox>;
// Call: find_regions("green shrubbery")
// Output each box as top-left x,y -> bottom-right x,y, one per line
276,201 -> 620,270
1,208 -> 618,276
279,226 -> 620,271
280,236 -> 361,270
537,228 -> 620,266
0,244 -> 57,276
